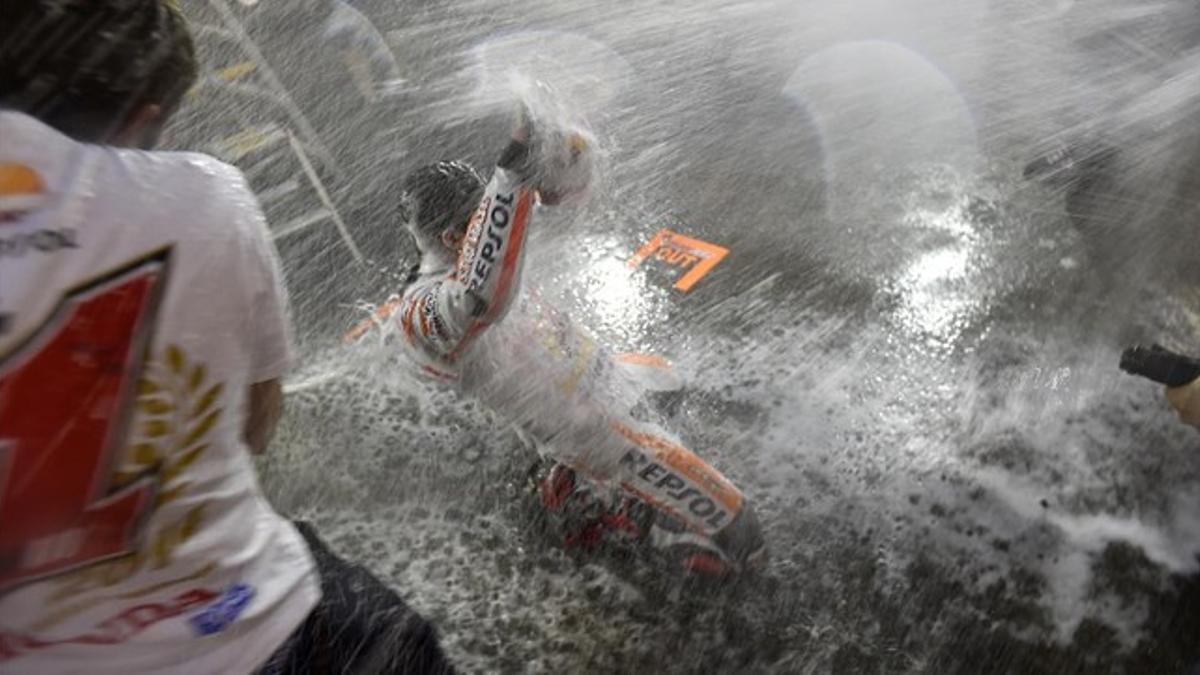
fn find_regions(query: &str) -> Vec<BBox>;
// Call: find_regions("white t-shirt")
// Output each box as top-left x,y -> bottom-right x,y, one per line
0,112 -> 319,674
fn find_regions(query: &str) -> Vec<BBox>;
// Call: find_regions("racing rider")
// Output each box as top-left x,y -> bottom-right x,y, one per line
389,115 -> 767,576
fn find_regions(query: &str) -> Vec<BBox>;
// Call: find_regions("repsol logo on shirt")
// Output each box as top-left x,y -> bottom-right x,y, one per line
468,191 -> 515,292
0,228 -> 78,258
619,449 -> 731,530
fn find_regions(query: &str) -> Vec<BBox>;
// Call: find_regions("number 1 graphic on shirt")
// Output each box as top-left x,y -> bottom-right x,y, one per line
0,251 -> 170,593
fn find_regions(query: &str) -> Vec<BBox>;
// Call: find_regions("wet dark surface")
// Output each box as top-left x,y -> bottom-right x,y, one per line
174,0 -> 1200,671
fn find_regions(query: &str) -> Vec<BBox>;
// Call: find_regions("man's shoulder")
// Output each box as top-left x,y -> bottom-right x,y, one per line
96,146 -> 263,234
1,112 -> 254,212
109,147 -> 252,203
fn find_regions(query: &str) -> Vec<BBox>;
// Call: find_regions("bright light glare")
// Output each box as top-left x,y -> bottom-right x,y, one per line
892,205 -> 981,346
582,254 -> 652,342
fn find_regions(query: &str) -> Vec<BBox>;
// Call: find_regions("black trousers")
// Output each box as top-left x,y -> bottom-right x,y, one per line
258,521 -> 457,675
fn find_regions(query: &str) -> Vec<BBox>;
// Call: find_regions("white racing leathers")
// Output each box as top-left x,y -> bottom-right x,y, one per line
394,166 -> 765,569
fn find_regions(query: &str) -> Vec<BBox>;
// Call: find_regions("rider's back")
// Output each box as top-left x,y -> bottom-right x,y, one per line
0,111 -> 318,673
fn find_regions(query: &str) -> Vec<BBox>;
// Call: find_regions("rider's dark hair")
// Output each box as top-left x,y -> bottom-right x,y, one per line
401,161 -> 486,242
0,0 -> 197,142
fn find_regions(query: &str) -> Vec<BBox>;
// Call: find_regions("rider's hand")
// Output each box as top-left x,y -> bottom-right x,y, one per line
513,105 -> 533,143
500,98 -> 594,206
497,106 -> 535,176
1165,380 -> 1200,429
536,129 -> 592,206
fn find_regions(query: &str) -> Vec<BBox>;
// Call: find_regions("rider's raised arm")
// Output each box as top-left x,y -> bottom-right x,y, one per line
398,140 -> 537,368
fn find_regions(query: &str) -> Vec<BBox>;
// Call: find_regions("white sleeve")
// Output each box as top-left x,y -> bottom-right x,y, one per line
235,182 -> 296,383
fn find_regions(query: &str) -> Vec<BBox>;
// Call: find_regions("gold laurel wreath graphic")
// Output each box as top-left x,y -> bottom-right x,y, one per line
41,345 -> 223,613
114,343 -> 223,508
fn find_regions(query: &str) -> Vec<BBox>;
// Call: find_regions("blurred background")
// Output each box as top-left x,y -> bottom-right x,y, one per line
168,0 -> 1200,671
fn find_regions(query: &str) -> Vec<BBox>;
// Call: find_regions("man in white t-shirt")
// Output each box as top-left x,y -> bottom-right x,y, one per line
0,2 -> 453,673
1167,378 -> 1200,429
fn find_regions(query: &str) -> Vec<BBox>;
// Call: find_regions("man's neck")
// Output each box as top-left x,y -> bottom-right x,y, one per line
419,250 -> 457,274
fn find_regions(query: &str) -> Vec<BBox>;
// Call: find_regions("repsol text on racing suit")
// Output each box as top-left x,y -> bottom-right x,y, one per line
394,145 -> 766,572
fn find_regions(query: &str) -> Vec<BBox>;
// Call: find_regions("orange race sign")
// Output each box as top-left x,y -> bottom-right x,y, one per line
627,229 -> 729,292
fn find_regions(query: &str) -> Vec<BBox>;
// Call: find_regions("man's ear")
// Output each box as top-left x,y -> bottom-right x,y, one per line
442,229 -> 464,250
111,104 -> 163,149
